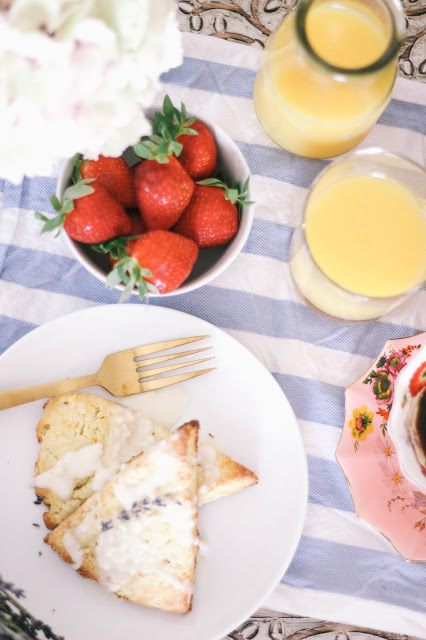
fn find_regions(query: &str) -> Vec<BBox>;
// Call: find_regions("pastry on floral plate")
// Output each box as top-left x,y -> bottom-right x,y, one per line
336,331 -> 426,561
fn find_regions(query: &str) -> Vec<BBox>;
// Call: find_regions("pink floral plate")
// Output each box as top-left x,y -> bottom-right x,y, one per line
336,331 -> 426,561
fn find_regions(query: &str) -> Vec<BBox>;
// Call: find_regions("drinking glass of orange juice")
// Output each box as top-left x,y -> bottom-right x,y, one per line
253,0 -> 405,158
290,149 -> 426,321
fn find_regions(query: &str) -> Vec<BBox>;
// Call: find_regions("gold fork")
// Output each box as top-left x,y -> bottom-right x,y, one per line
0,336 -> 215,411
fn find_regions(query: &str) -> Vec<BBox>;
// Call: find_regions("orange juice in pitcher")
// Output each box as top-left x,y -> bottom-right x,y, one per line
253,0 -> 405,158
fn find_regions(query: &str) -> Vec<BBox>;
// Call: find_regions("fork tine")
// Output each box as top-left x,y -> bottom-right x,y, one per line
136,347 -> 212,369
139,367 -> 216,393
138,357 -> 215,380
130,336 -> 209,359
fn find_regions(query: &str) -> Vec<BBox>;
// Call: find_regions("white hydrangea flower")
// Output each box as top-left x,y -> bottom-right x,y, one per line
0,0 -> 183,183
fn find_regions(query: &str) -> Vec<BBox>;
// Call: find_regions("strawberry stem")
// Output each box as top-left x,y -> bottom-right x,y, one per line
106,257 -> 160,302
133,95 -> 198,163
72,156 -> 84,184
197,177 -> 254,206
35,172 -> 95,235
91,235 -> 141,261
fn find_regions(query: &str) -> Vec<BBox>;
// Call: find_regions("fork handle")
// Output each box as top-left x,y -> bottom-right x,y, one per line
0,374 -> 97,410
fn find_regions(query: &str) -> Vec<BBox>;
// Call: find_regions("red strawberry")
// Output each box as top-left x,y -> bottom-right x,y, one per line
174,183 -> 239,248
177,121 -> 217,180
127,211 -> 146,235
80,155 -> 137,208
106,230 -> 199,299
64,187 -> 132,243
130,231 -> 198,294
133,157 -> 194,230
106,213 -> 146,268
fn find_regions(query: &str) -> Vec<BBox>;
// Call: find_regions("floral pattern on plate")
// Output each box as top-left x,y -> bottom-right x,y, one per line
336,331 -> 426,561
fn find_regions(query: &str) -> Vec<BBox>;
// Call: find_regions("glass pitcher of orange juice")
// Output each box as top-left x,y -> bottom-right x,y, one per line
253,0 -> 405,158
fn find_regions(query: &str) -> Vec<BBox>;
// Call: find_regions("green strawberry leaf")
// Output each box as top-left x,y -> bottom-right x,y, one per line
138,280 -> 149,298
50,194 -> 62,213
105,267 -> 122,288
36,170 -> 95,236
117,259 -> 132,283
149,134 -> 165,145
197,178 -> 224,187
156,154 -> 170,164
146,282 -> 160,294
61,199 -> 75,215
106,256 -> 156,302
197,176 -> 254,222
122,278 -> 137,302
168,140 -> 183,157
91,235 -> 140,260
180,126 -> 198,136
34,211 -> 50,223
163,95 -> 180,122
225,188 -> 239,204
139,268 -> 154,278
133,142 -> 154,160
72,156 -> 84,184
35,211 -> 66,233
63,179 -> 94,202
133,138 -> 171,163
147,94 -> 199,159
197,177 -> 254,206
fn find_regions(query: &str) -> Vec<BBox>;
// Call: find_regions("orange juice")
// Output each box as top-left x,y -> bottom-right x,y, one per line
290,150 -> 426,321
253,0 -> 404,158
305,174 -> 426,297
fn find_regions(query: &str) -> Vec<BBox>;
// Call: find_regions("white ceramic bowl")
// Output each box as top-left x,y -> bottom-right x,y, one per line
387,344 -> 426,492
56,115 -> 253,297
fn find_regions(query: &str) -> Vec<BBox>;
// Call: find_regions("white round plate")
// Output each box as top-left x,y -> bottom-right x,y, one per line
0,304 -> 307,640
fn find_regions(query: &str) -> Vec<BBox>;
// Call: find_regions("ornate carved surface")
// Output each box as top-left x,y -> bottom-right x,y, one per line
177,0 -> 426,80
224,608 -> 420,640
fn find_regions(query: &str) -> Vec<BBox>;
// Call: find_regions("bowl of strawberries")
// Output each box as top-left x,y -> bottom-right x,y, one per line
38,96 -> 253,300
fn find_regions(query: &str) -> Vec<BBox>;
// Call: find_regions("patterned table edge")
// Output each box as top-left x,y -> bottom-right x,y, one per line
226,608 -> 420,639
177,0 -> 426,82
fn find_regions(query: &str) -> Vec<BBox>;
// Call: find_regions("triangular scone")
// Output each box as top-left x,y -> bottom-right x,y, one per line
35,393 -> 258,529
45,422 -> 199,615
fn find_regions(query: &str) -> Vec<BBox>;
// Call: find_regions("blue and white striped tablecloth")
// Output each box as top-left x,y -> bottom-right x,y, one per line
1,32 -> 425,638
